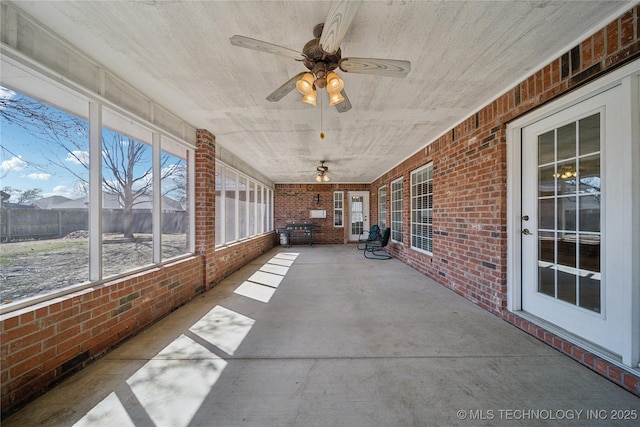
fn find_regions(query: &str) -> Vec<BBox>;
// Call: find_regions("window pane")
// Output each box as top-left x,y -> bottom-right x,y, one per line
334,192 -> 343,227
579,113 -> 600,156
410,165 -> 433,253
102,128 -> 153,278
0,88 -> 89,302
225,172 -> 237,242
536,113 -> 601,313
557,123 -> 576,161
238,176 -> 247,239
378,186 -> 387,229
161,147 -> 188,260
257,185 -> 264,234
391,180 -> 403,242
215,170 -> 222,245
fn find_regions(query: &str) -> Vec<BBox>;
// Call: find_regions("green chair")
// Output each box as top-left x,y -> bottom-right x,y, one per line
363,227 -> 392,259
356,224 -> 380,250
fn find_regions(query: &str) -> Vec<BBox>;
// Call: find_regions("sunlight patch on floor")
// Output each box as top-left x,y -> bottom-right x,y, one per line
189,306 -> 255,356
235,281 -> 276,303
73,392 -> 134,427
234,252 -> 299,303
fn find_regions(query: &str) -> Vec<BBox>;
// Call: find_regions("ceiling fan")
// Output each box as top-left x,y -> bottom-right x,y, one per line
229,0 -> 411,113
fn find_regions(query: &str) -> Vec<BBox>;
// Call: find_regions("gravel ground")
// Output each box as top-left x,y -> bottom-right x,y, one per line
0,234 -> 188,304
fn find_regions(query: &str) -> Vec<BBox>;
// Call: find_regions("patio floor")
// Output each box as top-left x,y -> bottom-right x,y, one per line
3,244 -> 639,426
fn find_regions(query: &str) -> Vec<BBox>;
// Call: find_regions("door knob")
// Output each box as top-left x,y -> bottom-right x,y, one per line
522,228 -> 532,235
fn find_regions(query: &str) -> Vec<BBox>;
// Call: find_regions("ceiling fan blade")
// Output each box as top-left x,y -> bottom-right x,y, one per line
335,90 -> 352,113
266,72 -> 307,102
319,0 -> 363,55
339,57 -> 411,78
230,35 -> 306,61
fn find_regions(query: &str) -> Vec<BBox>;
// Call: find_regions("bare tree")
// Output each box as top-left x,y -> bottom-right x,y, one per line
1,187 -> 43,204
1,88 -> 185,238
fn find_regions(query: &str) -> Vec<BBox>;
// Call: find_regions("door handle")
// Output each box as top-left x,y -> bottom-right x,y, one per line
522,228 -> 532,235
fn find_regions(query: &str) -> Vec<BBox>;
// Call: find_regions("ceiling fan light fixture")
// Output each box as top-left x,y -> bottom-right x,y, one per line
315,160 -> 330,182
296,72 -> 317,105
326,71 -> 345,106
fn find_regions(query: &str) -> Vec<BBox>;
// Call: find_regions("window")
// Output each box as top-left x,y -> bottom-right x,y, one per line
0,86 -> 194,304
391,178 -> 403,242
160,140 -> 189,261
215,162 -> 273,247
101,124 -> 154,278
238,176 -> 248,240
334,191 -> 343,227
411,164 -> 433,254
378,186 -> 387,229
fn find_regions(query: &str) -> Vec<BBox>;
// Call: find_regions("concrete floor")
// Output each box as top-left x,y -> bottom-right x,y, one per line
4,245 -> 639,427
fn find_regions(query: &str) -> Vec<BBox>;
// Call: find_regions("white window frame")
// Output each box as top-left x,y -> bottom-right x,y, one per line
215,161 -> 274,248
378,185 -> 387,230
410,163 -> 433,255
391,178 -> 403,242
334,191 -> 344,227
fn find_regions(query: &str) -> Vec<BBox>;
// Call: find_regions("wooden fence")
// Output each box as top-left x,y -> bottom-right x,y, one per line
0,209 -> 186,242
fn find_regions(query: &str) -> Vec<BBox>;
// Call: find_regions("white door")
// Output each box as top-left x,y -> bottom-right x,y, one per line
348,191 -> 369,241
521,85 -> 626,356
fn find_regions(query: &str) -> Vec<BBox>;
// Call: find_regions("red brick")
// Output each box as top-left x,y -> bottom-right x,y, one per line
606,20 -> 619,55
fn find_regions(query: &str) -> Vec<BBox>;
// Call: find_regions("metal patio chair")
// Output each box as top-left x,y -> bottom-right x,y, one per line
363,227 -> 392,260
356,224 -> 380,250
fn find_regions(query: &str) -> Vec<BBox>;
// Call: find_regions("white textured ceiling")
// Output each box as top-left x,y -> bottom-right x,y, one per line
11,1 -> 632,183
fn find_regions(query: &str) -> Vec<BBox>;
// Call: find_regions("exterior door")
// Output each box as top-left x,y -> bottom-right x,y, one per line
348,191 -> 369,241
521,85 -> 625,356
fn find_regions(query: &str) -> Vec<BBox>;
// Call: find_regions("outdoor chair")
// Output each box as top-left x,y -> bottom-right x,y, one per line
356,224 -> 380,250
363,227 -> 392,259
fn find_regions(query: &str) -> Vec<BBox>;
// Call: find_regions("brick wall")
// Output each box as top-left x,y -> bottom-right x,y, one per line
274,183 -> 370,244
0,129 -> 277,416
371,5 -> 640,396
0,257 -> 204,416
213,233 -> 277,280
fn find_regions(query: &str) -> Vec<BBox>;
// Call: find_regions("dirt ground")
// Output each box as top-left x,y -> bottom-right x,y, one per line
0,234 -> 188,304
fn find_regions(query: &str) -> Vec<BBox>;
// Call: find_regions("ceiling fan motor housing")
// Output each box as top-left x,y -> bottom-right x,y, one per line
302,26 -> 341,77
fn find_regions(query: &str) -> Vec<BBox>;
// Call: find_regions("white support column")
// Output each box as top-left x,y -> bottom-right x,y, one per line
89,101 -> 102,282
620,73 -> 640,368
188,148 -> 196,253
152,133 -> 161,264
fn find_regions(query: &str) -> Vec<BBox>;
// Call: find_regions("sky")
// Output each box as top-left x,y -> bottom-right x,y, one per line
1,86 -> 91,202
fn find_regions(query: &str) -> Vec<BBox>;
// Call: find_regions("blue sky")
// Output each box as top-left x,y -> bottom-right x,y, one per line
1,86 -> 90,202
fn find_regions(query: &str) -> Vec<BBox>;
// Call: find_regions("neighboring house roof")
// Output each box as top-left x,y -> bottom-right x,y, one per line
32,193 -> 185,211
31,195 -> 73,209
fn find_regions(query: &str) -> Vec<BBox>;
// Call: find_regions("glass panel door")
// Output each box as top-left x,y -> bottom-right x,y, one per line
348,191 -> 369,241
521,84 -> 625,358
536,114 -> 602,312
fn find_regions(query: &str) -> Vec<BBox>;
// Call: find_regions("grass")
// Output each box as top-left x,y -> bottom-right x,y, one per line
0,239 -> 88,261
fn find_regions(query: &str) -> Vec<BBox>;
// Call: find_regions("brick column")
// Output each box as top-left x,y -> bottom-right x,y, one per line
195,129 -> 216,287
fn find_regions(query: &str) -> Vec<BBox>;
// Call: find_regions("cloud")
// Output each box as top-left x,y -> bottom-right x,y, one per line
43,185 -> 83,199
0,86 -> 16,102
26,173 -> 52,180
65,150 -> 89,165
1,155 -> 27,172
